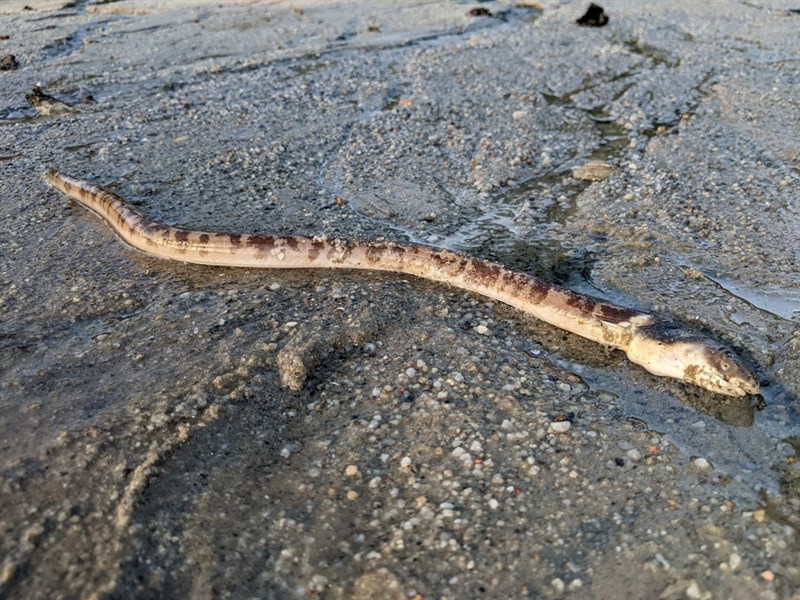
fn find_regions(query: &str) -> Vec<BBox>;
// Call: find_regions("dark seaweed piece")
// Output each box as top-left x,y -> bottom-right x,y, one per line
25,85 -> 59,107
576,3 -> 609,27
25,85 -> 74,115
0,54 -> 18,70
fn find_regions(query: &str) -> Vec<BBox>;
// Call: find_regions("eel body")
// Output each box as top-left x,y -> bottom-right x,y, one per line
44,169 -> 759,397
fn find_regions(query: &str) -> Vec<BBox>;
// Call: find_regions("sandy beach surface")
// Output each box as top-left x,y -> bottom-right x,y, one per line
1,1 -> 798,598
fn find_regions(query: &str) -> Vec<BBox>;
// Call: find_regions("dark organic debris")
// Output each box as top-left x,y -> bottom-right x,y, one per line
399,389 -> 416,403
0,54 -> 18,70
576,3 -> 609,27
25,86 -> 74,115
467,8 -> 493,17
789,8 -> 800,15
26,86 -> 57,107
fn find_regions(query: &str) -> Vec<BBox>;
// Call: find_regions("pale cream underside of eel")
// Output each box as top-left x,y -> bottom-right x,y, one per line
44,169 -> 759,397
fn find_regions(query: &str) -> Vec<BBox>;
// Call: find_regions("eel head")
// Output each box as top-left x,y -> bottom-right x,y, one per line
627,321 -> 759,397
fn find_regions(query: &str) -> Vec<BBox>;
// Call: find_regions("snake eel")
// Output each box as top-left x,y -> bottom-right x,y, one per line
44,169 -> 759,397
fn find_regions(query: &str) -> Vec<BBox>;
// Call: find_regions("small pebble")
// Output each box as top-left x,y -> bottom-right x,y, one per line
692,457 -> 712,470
345,465 -> 359,477
685,581 -> 702,599
626,449 -> 642,461
550,421 -> 571,433
550,578 -> 564,593
309,574 -> 328,590
475,324 -> 489,335
572,159 -> 614,181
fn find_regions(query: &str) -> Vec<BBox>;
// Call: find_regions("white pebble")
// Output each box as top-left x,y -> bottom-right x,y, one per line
310,574 -> 328,590
488,498 -> 499,510
692,457 -> 712,470
400,456 -> 412,468
550,420 -> 571,433
406,367 -> 417,378
685,581 -> 702,599
475,324 -> 489,335
626,449 -> 642,461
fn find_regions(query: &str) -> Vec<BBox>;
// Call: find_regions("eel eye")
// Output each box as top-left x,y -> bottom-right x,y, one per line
720,361 -> 730,371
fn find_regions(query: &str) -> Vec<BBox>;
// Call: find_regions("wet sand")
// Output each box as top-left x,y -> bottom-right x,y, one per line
1,1 -> 798,598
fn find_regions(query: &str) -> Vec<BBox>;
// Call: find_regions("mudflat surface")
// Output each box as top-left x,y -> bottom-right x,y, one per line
1,1 -> 798,598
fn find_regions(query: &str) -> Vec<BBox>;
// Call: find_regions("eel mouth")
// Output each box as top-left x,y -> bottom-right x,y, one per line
684,369 -> 759,398
712,375 -> 759,398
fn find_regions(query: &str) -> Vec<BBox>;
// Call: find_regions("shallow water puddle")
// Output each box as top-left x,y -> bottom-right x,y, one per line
705,272 -> 800,322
